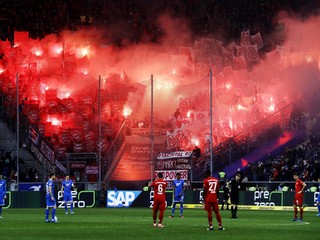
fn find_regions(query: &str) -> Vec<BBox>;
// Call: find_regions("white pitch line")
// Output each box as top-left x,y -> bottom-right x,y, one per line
223,218 -> 311,225
268,222 -> 310,226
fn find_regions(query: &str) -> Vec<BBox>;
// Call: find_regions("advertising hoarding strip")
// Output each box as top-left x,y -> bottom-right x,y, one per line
78,191 -> 96,208
3,192 -> 12,209
183,204 -> 318,212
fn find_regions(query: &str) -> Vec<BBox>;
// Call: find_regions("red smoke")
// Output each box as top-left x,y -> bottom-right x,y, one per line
0,14 -> 320,157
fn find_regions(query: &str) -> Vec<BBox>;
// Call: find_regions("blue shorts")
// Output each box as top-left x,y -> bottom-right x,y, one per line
63,193 -> 73,202
0,193 -> 5,206
174,194 -> 184,203
46,195 -> 56,207
317,193 -> 320,202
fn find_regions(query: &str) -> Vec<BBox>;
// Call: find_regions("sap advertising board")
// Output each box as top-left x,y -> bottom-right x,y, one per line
107,191 -> 142,207
106,190 -> 173,208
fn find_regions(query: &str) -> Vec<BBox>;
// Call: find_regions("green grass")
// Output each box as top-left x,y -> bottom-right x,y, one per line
0,208 -> 319,240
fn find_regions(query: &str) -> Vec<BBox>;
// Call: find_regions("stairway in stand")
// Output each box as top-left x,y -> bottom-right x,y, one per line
0,120 -> 44,182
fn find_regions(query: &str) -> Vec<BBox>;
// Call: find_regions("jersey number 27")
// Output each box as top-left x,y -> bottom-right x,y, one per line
208,181 -> 217,193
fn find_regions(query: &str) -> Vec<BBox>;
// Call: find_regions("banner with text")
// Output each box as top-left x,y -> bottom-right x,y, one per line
155,170 -> 188,181
157,151 -> 193,160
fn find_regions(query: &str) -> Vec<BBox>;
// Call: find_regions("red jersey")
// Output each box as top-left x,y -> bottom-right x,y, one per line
151,179 -> 167,201
203,176 -> 220,202
295,179 -> 305,195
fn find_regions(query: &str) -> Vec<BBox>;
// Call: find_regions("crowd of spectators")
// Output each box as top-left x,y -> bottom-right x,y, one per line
191,105 -> 311,181
208,118 -> 284,170
0,147 -> 41,182
1,0 -> 319,46
0,149 -> 16,181
242,119 -> 320,182
126,116 -> 171,130
19,167 -> 41,182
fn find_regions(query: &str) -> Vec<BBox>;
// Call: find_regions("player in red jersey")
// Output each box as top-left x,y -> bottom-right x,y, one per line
292,172 -> 306,221
203,170 -> 225,231
150,172 -> 167,227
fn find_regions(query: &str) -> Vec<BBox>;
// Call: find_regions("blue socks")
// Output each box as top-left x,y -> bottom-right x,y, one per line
45,209 -> 49,220
180,203 -> 184,216
171,203 -> 176,216
52,208 -> 56,220
171,203 -> 183,216
45,208 -> 56,221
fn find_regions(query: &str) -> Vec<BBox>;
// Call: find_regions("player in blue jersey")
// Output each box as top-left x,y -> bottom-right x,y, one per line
45,173 -> 57,222
61,175 -> 75,214
0,174 -> 7,218
316,177 -> 320,217
169,172 -> 186,218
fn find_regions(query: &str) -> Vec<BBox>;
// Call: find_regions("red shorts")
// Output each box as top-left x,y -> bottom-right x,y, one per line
153,199 -> 166,211
204,201 -> 219,212
294,194 -> 303,206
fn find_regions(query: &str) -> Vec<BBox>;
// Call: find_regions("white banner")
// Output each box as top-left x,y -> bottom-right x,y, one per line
155,170 -> 188,181
157,151 -> 193,160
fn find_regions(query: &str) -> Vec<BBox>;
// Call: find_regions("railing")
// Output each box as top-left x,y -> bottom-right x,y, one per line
0,91 -> 55,177
191,181 -> 318,192
192,97 -> 308,180
102,121 -> 127,178
8,180 -> 319,193
0,87 -> 125,180
7,181 -> 101,192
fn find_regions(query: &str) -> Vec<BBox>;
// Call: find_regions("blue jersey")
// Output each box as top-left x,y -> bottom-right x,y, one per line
0,179 -> 6,194
0,179 -> 6,206
46,179 -> 54,196
46,178 -> 56,207
173,179 -> 185,196
62,180 -> 73,195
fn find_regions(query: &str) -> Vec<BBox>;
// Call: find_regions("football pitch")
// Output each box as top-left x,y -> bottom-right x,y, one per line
0,208 -> 319,240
